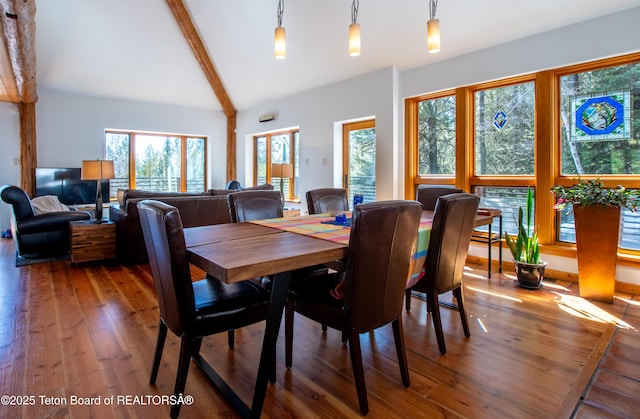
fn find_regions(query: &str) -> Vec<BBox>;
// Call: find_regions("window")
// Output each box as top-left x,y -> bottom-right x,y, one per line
557,60 -> 640,250
474,81 -> 535,176
254,129 -> 300,201
417,94 -> 456,176
406,52 -> 640,260
105,131 -> 207,199
472,80 -> 536,235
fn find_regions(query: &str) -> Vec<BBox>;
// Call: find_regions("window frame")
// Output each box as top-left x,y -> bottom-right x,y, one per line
253,128 -> 300,202
105,130 -> 208,197
405,51 -> 640,264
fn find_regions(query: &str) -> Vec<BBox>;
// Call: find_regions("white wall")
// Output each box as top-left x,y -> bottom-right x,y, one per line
0,90 -> 228,231
236,67 -> 399,211
0,102 -> 21,231
37,89 -> 228,182
401,6 -> 640,98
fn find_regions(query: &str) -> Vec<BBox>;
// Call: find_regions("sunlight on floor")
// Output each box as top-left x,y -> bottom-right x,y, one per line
615,296 -> 640,307
466,285 -> 523,303
553,292 -> 634,329
538,281 -> 571,292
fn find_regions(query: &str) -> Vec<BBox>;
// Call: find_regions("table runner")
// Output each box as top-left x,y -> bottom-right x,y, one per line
250,213 -> 433,287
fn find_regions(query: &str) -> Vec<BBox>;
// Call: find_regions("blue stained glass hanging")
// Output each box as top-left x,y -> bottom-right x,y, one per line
492,109 -> 508,132
576,96 -> 623,135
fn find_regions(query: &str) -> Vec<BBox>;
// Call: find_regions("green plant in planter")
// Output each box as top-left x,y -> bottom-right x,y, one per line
551,178 -> 639,212
505,187 -> 540,265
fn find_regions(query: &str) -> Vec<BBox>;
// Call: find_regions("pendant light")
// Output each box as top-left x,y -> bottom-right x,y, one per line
427,0 -> 440,53
274,0 -> 286,59
349,0 -> 361,56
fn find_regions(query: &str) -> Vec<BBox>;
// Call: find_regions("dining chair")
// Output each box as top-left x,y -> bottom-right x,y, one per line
227,190 -> 328,289
416,186 -> 463,211
227,190 -> 283,222
138,200 -> 271,418
405,193 -> 480,355
306,188 -> 350,214
284,200 -> 423,414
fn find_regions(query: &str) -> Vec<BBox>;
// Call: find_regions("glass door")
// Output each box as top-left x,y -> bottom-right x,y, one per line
342,119 -> 376,205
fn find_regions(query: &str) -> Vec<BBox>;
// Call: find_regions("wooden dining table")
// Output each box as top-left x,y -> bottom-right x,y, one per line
185,222 -> 348,419
183,209 -> 497,418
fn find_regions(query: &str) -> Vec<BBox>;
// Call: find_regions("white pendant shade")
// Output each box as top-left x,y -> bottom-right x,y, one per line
349,23 -> 361,56
427,18 -> 440,53
274,26 -> 286,59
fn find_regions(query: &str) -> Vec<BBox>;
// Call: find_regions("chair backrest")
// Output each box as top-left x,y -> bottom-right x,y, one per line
306,188 -> 350,214
416,187 -> 464,211
138,200 -> 194,336
227,190 -> 283,222
420,193 -> 480,294
225,180 -> 243,190
343,200 -> 423,332
0,185 -> 35,220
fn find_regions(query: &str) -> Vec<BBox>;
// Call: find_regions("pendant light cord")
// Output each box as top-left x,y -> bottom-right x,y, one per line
277,0 -> 284,27
351,0 -> 359,24
429,0 -> 438,19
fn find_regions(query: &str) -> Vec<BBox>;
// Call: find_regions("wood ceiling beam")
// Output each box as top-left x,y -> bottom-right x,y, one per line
166,0 -> 237,181
0,0 -> 37,196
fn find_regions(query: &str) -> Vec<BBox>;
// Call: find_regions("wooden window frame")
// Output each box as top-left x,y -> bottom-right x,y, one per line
105,130 -> 208,193
253,128 -> 299,202
405,51 -> 640,264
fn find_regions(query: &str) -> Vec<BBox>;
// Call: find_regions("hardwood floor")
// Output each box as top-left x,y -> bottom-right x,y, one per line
0,237 -> 638,418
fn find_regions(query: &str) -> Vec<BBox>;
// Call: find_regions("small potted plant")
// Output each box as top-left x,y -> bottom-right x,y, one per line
505,187 -> 546,289
551,178 -> 639,302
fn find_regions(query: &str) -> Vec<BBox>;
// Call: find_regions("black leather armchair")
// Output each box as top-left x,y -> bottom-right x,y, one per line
0,185 -> 91,258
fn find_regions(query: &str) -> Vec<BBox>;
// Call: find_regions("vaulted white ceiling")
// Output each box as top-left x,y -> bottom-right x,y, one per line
34,0 -> 640,112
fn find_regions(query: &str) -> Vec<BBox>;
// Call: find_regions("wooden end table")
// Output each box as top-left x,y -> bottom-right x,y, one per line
70,220 -> 116,264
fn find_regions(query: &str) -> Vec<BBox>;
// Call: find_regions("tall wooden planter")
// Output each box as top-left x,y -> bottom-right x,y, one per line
573,204 -> 621,303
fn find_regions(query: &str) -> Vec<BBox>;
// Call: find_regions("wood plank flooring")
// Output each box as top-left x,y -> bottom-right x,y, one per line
0,238 -> 638,418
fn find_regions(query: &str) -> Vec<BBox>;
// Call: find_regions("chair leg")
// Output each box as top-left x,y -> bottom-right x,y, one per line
150,320 -> 167,385
453,286 -> 471,338
348,329 -> 369,415
193,337 -> 203,357
405,289 -> 412,311
392,318 -> 410,387
227,330 -> 235,349
171,337 -> 194,418
285,305 -> 294,368
427,290 -> 447,355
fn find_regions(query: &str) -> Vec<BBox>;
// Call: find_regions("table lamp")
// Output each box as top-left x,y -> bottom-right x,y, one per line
81,159 -> 115,223
271,163 -> 293,196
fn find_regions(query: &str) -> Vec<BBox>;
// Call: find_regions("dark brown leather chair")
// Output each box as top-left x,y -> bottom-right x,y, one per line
416,186 -> 463,211
405,193 -> 479,355
138,200 -> 270,418
227,190 -> 283,222
284,200 -> 423,414
306,188 -> 349,214
227,190 -> 327,288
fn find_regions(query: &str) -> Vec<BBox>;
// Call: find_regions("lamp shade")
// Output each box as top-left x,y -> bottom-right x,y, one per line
349,23 -> 361,56
427,18 -> 440,53
274,26 -> 286,59
271,163 -> 293,179
81,160 -> 115,180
